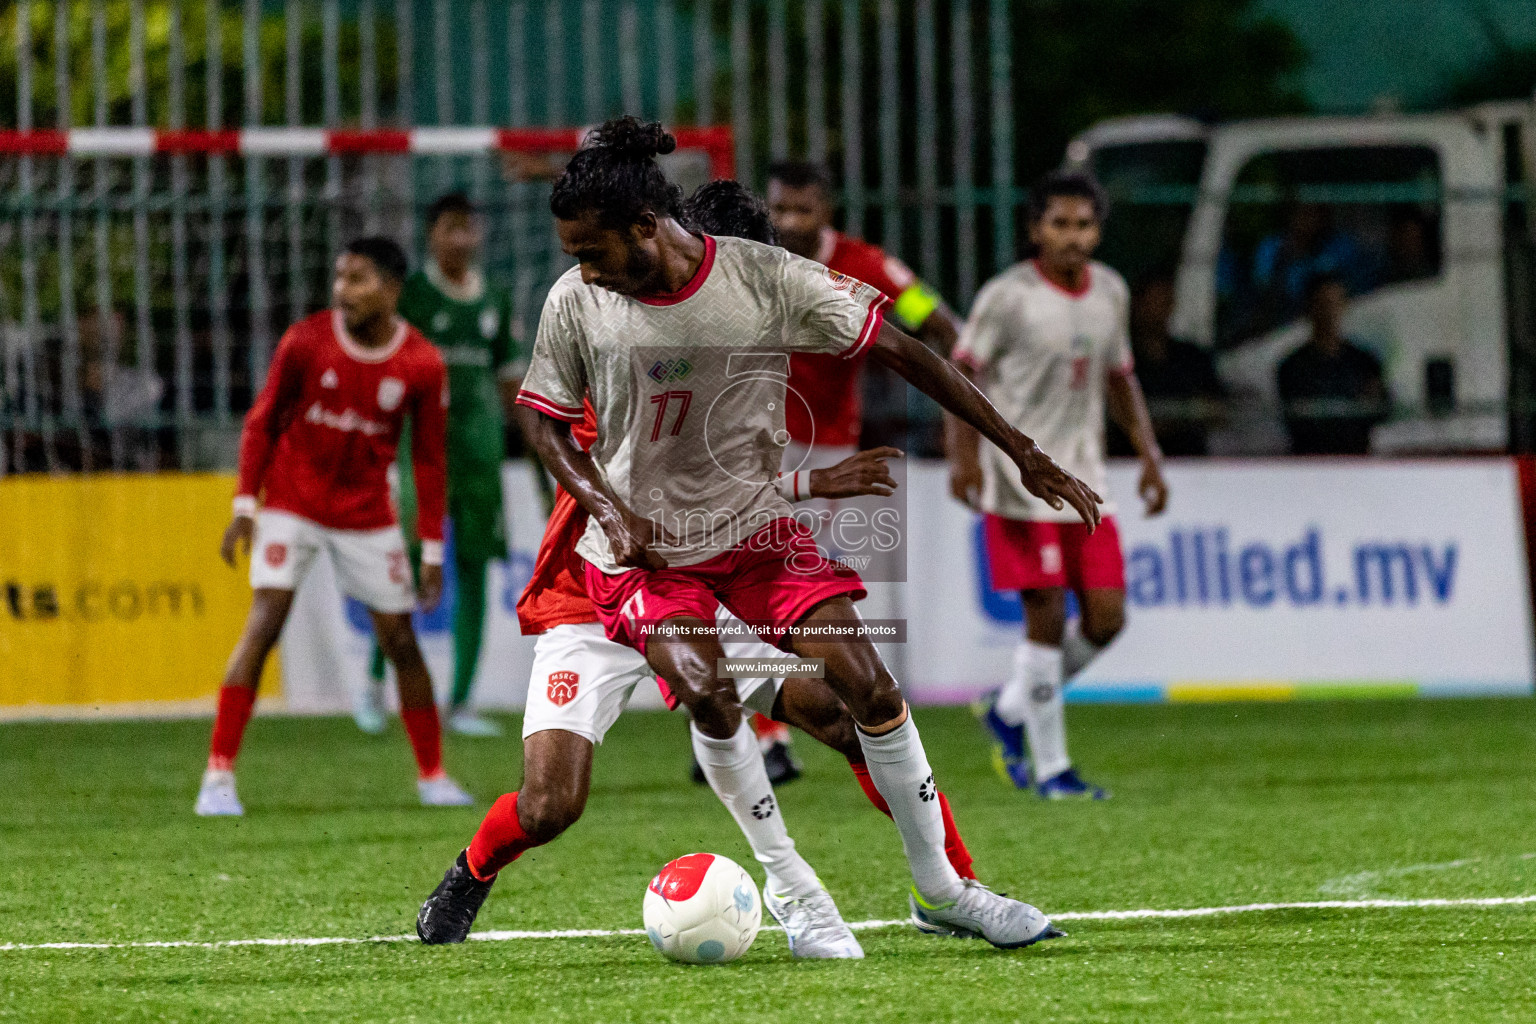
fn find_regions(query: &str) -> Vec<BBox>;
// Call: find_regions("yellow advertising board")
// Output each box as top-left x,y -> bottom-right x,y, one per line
0,473 -> 279,716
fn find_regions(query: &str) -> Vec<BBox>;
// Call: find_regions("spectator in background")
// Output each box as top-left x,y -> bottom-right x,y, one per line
1277,273 -> 1390,455
1109,272 -> 1225,457
1252,202 -> 1374,328
1384,208 -> 1438,285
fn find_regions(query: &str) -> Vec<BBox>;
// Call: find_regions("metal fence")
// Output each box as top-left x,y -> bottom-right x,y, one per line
0,0 -> 1022,473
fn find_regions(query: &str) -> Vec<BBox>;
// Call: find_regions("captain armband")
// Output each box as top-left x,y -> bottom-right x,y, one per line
893,282 -> 942,331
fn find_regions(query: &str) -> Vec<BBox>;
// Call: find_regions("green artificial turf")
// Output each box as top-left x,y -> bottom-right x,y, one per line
3,699 -> 1536,1022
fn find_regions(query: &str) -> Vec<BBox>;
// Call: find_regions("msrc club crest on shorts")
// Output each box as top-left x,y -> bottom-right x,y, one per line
547,670 -> 580,707
264,543 -> 287,567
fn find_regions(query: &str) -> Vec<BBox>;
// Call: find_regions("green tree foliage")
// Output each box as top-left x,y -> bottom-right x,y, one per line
0,1 -> 396,129
1008,0 -> 1309,178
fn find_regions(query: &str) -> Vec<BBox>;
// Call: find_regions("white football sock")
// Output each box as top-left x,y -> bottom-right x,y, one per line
1062,619 -> 1106,680
992,641 -> 1032,726
856,711 -> 964,905
691,721 -> 820,899
1016,641 -> 1070,781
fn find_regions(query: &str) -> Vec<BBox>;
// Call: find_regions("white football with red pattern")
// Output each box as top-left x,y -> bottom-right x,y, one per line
642,852 -> 761,964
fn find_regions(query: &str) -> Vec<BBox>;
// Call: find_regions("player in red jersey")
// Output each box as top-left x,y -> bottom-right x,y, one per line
418,119 -> 1099,951
767,160 -> 965,453
194,237 -> 474,816
756,160 -> 969,776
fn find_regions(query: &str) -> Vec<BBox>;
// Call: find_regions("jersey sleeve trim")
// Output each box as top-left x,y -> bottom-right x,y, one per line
516,389 -> 587,422
840,294 -> 890,361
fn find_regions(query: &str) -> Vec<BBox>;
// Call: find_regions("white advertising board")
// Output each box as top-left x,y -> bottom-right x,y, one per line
280,459 -> 1534,711
902,459 -> 1535,703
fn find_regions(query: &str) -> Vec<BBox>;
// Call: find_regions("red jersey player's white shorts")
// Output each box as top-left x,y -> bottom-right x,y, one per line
583,518 -> 867,656
249,509 -> 417,614
522,618 -> 787,745
982,513 -> 1126,592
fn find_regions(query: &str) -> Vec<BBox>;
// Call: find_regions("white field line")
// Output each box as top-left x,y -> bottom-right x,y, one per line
3,894 -> 1534,953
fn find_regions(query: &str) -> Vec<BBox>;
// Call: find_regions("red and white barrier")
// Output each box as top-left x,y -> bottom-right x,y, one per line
0,125 -> 735,177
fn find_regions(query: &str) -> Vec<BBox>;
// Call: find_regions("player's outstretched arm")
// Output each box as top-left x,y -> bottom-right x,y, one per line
868,321 -> 1102,529
514,405 -> 673,569
802,446 -> 904,499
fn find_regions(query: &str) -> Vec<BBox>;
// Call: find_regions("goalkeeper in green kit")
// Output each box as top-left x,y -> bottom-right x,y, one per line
357,193 -> 525,738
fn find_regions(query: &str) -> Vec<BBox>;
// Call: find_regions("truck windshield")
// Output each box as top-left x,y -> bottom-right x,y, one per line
1215,145 -> 1442,347
1089,140 -> 1208,287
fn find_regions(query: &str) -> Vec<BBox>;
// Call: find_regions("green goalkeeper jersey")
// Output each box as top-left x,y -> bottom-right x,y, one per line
395,261 -> 525,563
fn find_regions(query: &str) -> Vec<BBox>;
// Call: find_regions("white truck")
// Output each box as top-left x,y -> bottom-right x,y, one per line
1065,100 -> 1536,453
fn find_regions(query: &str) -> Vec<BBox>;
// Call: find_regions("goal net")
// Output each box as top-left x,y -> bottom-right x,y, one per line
0,125 -> 733,472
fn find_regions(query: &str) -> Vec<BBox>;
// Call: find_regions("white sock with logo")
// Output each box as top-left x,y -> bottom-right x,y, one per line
691,720 -> 820,899
993,641 -> 1032,726
1062,619 -> 1106,680
856,710 -> 964,905
1014,641 -> 1069,781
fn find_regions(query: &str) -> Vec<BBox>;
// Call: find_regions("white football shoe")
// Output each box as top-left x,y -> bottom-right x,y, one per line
763,883 -> 864,959
908,880 -> 1065,949
418,774 -> 475,807
194,769 -> 244,817
448,708 -> 503,738
353,675 -> 388,735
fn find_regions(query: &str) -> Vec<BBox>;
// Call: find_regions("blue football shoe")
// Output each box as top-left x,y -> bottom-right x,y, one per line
973,693 -> 1030,790
1035,767 -> 1109,801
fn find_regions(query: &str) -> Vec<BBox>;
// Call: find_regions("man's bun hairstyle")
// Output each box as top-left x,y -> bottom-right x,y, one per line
590,115 -> 677,159
343,236 -> 409,285
549,115 -> 684,229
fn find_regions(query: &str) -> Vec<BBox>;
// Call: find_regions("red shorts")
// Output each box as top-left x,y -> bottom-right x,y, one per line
983,514 -> 1125,592
583,518 -> 867,655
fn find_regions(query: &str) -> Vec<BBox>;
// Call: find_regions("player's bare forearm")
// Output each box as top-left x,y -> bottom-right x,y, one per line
1107,370 -> 1164,466
1107,370 -> 1169,516
869,322 -> 1024,459
941,360 -> 983,463
916,306 -> 964,359
515,404 -> 668,567
515,404 -> 622,524
942,363 -> 985,508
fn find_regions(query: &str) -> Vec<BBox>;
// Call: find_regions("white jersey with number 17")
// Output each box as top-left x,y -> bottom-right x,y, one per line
517,233 -> 890,573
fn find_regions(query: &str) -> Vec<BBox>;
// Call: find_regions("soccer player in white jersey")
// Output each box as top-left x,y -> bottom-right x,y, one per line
949,170 -> 1169,799
417,117 -> 1101,950
418,180 -> 980,957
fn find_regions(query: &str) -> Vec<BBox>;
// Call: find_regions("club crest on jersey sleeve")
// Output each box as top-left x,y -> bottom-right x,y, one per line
377,377 -> 406,411
320,368 -> 339,389
547,670 -> 580,706
825,269 -> 856,292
